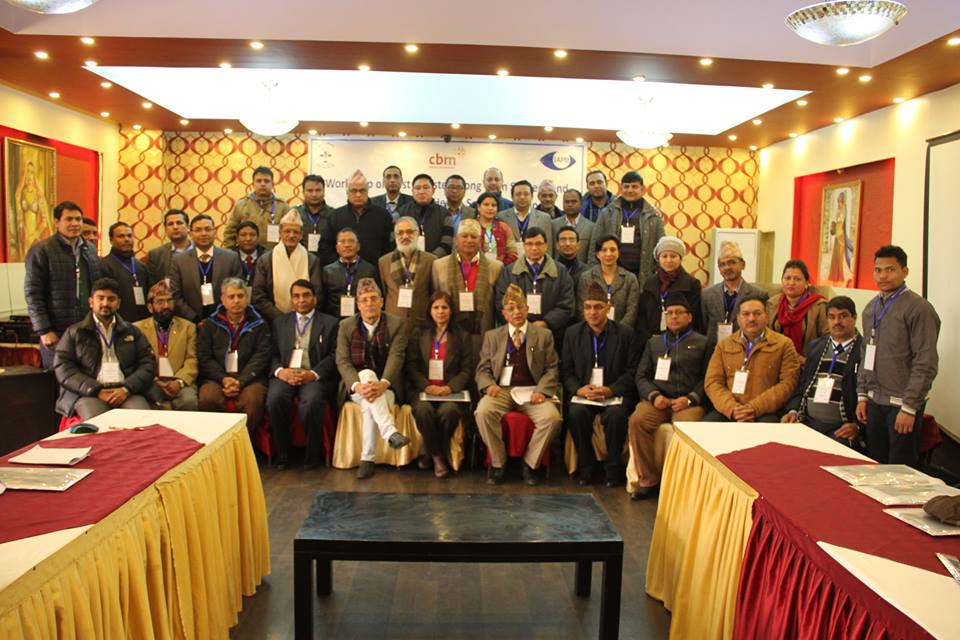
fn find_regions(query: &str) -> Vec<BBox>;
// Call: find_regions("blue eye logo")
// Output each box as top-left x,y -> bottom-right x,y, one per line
540,152 -> 576,171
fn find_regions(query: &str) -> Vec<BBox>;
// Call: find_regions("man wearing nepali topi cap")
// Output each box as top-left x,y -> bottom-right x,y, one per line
700,239 -> 768,347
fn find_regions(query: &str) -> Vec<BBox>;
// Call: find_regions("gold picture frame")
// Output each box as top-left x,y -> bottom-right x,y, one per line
818,180 -> 862,288
4,138 -> 57,262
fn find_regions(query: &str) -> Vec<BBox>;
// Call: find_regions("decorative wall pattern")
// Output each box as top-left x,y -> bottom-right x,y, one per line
118,129 -> 759,284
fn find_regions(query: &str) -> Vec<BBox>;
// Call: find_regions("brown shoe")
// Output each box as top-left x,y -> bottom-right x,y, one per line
356,460 -> 376,479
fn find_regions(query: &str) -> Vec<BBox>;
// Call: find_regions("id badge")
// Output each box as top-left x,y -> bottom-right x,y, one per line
863,343 -> 876,371
499,365 -> 514,387
397,287 -> 414,309
289,348 -> 304,369
814,375 -> 835,403
225,350 -> 239,373
620,225 -> 635,244
590,367 -> 604,387
133,287 -> 145,306
527,293 -> 542,315
655,357 -> 671,381
201,282 -> 214,306
607,305 -> 615,320
659,311 -> 667,331
417,236 -> 426,252
717,323 -> 734,341
99,361 -> 122,384
340,295 -> 356,317
308,233 -> 320,252
459,291 -> 475,312
428,359 -> 444,381
732,370 -> 749,395
267,224 -> 280,243
158,356 -> 174,378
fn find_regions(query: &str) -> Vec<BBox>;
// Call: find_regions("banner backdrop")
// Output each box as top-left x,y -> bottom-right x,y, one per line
308,137 -> 586,207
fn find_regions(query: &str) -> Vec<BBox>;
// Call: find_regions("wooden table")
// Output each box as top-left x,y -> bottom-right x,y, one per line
294,491 -> 624,639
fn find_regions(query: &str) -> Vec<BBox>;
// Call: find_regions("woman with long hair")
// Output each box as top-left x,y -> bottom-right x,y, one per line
475,191 -> 518,264
768,259 -> 828,356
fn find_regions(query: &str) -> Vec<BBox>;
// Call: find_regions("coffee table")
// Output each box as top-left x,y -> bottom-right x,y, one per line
294,491 -> 624,639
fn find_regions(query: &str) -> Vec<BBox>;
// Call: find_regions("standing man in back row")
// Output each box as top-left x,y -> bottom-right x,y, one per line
581,170 -> 614,222
481,167 -> 513,211
222,166 -> 291,249
371,165 -> 413,221
856,245 -> 940,466
590,171 -> 664,281
294,174 -> 336,263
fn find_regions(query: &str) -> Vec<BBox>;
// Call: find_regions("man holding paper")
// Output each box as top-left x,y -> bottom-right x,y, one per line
134,280 -> 199,410
54,277 -> 154,419
251,210 -> 323,323
475,284 -> 562,486
561,281 -> 641,487
378,216 -> 435,338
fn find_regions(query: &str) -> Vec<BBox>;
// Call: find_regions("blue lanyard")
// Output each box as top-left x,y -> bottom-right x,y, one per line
296,313 -> 313,339
606,283 -> 614,301
741,335 -> 760,369
155,325 -> 169,355
484,225 -> 495,248
198,256 -> 214,283
251,194 -> 277,222
623,204 -> 640,226
304,207 -> 322,228
871,286 -> 906,336
432,328 -> 447,359
722,290 -> 738,318
828,340 -> 849,374
341,261 -> 357,293
241,254 -> 256,280
592,331 -> 607,366
662,329 -> 691,355
110,253 -> 139,284
527,260 -> 542,293
401,254 -> 414,285
95,323 -> 116,351
517,213 -> 531,236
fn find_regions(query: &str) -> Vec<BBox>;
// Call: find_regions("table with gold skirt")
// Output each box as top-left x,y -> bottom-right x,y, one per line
0,409 -> 271,639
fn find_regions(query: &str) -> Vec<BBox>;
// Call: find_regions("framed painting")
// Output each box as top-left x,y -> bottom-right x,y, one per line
4,138 -> 57,262
711,228 -> 759,286
818,180 -> 862,288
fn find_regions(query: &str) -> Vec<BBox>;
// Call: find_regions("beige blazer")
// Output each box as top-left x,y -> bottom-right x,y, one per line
475,323 -> 560,397
133,315 -> 198,385
431,253 -> 503,342
335,313 -> 409,402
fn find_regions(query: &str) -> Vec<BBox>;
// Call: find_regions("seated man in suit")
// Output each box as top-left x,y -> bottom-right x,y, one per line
134,280 -> 199,410
627,292 -> 709,498
700,240 -> 768,347
252,210 -> 323,323
562,281 -> 641,487
267,279 -> 338,469
782,296 -> 864,446
54,277 -> 153,419
169,214 -> 244,322
703,294 -> 801,423
335,278 -> 411,479
378,216 -> 435,338
146,208 -> 192,284
475,284 -> 562,486
320,228 -> 379,318
196,277 -> 271,432
235,220 -> 267,288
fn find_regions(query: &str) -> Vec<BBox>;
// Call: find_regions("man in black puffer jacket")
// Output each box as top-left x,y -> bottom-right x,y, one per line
24,201 -> 102,369
54,277 -> 154,419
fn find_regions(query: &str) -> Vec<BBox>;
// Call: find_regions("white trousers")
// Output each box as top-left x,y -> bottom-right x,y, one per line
350,388 -> 398,462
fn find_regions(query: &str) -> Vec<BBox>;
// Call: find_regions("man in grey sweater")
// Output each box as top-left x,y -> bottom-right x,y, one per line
855,245 -> 940,466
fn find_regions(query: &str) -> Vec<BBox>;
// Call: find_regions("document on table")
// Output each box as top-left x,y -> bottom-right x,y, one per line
418,391 -> 471,403
8,444 -> 91,466
883,508 -> 960,536
509,386 -> 559,405
570,396 -> 624,407
853,483 -> 960,506
0,467 -> 93,491
821,464 -> 943,487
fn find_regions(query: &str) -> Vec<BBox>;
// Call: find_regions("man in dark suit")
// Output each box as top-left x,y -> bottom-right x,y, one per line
783,296 -> 864,447
700,240 -> 768,347
370,165 -> 414,220
328,170 -> 395,265
169,214 -> 244,322
267,279 -> 338,469
396,174 -> 454,257
234,220 -> 268,288
295,174 -> 336,263
562,281 -> 641,487
99,221 -> 151,322
146,209 -> 193,283
320,228 -> 378,318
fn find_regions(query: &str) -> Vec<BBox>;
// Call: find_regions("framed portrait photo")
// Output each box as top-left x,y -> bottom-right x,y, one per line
818,180 -> 862,288
4,138 -> 57,262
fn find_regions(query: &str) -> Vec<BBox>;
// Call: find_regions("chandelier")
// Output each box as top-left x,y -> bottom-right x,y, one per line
785,1 -> 907,46
616,96 -> 673,150
3,0 -> 97,13
238,79 -> 299,137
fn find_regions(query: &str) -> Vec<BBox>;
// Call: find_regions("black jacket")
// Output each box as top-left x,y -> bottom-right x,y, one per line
404,325 -> 476,397
196,305 -> 272,387
396,200 -> 454,258
53,313 -> 155,416
561,320 -> 641,410
319,259 -> 379,318
99,251 -> 152,323
636,328 -> 710,406
270,310 -> 339,384
24,234 -> 102,335
786,334 -> 863,421
637,268 -> 704,342
328,202 -> 395,266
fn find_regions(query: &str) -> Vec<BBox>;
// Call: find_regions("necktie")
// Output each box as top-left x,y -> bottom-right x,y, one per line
200,253 -> 211,264
245,255 -> 254,270
513,328 -> 523,349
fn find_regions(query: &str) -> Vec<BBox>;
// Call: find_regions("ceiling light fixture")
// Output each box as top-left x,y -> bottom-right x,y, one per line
6,0 -> 99,13
785,1 -> 907,46
404,44 -> 419,53
544,126 -> 553,132
632,75 -> 646,82
948,36 -> 960,46
239,78 -> 299,136
496,69 -> 509,76
359,121 -> 369,127
858,74 -> 872,82
308,129 -> 317,135
223,128 -> 232,134
180,119 -> 189,125
358,64 -> 371,72
892,96 -> 905,103
80,36 -> 94,45
728,134 -> 738,141
34,51 -> 49,59
398,131 -> 407,137
554,49 -> 568,58
789,132 -> 798,138
100,81 -> 112,88
84,60 -> 97,67
749,145 -> 758,151
48,91 -> 60,98
451,123 -> 460,129
220,62 -> 232,69
575,137 -> 584,143
699,57 -> 713,66
762,83 -> 775,89
616,95 -> 673,149
797,99 -> 808,106
99,111 -> 109,117
133,124 -> 142,130
488,134 -> 497,140
834,116 -> 845,123
752,119 -> 763,125
142,101 -> 152,109
249,41 -> 264,50
836,67 -> 850,75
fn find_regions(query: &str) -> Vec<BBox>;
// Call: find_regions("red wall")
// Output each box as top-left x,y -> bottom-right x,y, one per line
791,157 -> 895,290
0,124 -> 101,262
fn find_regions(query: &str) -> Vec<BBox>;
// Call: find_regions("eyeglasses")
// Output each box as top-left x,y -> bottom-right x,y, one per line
663,310 -> 690,317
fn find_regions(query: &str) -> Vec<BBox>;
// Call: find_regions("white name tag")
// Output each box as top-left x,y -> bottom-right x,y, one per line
289,348 -> 304,369
397,287 -> 414,309
655,357 -> 671,381
417,236 -> 426,252
527,293 -> 542,315
660,311 -> 667,331
863,343 -> 876,371
308,233 -> 320,252
158,356 -> 174,378
717,323 -> 734,341
732,370 -> 749,395
620,225 -> 635,244
590,367 -> 604,386
814,375 -> 835,403
340,295 -> 356,317
133,287 -> 145,306
225,350 -> 239,373
267,224 -> 280,243
459,291 -> 475,312
607,306 -> 615,320
99,361 -> 123,384
499,365 -> 513,387
429,359 -> 444,381
201,282 -> 214,306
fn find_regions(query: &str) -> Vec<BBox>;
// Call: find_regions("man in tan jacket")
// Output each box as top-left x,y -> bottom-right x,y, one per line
703,294 -> 800,422
134,281 -> 199,410
222,166 -> 291,249
378,216 -> 435,338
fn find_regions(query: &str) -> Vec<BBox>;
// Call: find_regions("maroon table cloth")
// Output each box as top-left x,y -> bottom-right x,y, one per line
0,425 -> 202,544
718,442 -> 960,640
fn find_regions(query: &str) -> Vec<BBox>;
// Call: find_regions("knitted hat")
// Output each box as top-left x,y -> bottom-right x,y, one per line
584,281 -> 608,302
662,291 -> 691,312
718,240 -> 743,260
655,236 -> 686,258
355,277 -> 381,298
501,283 -> 526,308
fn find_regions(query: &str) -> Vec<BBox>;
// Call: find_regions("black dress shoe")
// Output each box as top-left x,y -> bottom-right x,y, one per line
577,468 -> 593,486
486,466 -> 504,485
604,477 -> 624,488
523,463 -> 540,486
273,454 -> 289,470
630,484 -> 658,500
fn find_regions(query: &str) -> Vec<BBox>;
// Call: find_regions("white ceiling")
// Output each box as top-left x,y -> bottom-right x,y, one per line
2,0 -> 960,68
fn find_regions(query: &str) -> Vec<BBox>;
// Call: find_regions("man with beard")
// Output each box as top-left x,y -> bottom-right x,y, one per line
134,280 -> 199,410
378,216 -> 435,337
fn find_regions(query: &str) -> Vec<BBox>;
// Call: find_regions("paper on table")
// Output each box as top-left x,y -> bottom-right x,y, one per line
570,396 -> 624,407
419,391 -> 471,403
821,464 -> 942,487
0,467 -> 93,491
853,483 -> 960,506
8,444 -> 91,466
509,386 -> 559,405
884,508 -> 960,536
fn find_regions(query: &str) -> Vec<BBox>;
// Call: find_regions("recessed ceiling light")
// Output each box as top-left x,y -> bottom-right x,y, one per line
358,64 -> 371,72
836,67 -> 850,76
451,123 -> 460,129
142,101 -> 153,109
796,99 -> 808,106
398,131 -> 407,137
100,111 -> 109,117
488,133 -> 497,140
219,62 -> 232,69
100,81 -> 112,89
575,137 -> 584,143
359,121 -> 369,127
249,41 -> 264,50
404,44 -> 419,53
893,97 -> 905,103
728,134 -> 737,141
34,51 -> 49,60
48,91 -> 60,99
223,127 -> 232,134
948,36 -> 960,46
762,83 -> 774,89
308,129 -> 317,135
133,124 -> 142,130
633,75 -> 646,82
180,119 -> 189,125
858,74 -> 872,83
699,57 -> 713,66
834,117 -> 845,123
84,60 -> 97,67
554,49 -> 568,58
544,126 -> 553,132
496,69 -> 509,76
752,119 -> 762,125
789,132 -> 798,138
80,36 -> 95,45
749,145 -> 758,151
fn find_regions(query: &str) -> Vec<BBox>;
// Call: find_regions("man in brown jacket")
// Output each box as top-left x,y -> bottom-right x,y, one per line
134,281 -> 199,410
378,216 -> 435,338
703,294 -> 800,422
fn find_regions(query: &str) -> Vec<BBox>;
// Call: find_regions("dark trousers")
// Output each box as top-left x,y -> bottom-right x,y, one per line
865,400 -> 923,466
411,398 -> 461,458
40,341 -> 56,370
266,378 -> 330,465
803,415 -> 863,451
566,403 -> 629,478
701,409 -> 781,423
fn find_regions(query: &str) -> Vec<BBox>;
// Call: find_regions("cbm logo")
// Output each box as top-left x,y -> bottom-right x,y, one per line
540,151 -> 576,171
428,149 -> 463,167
